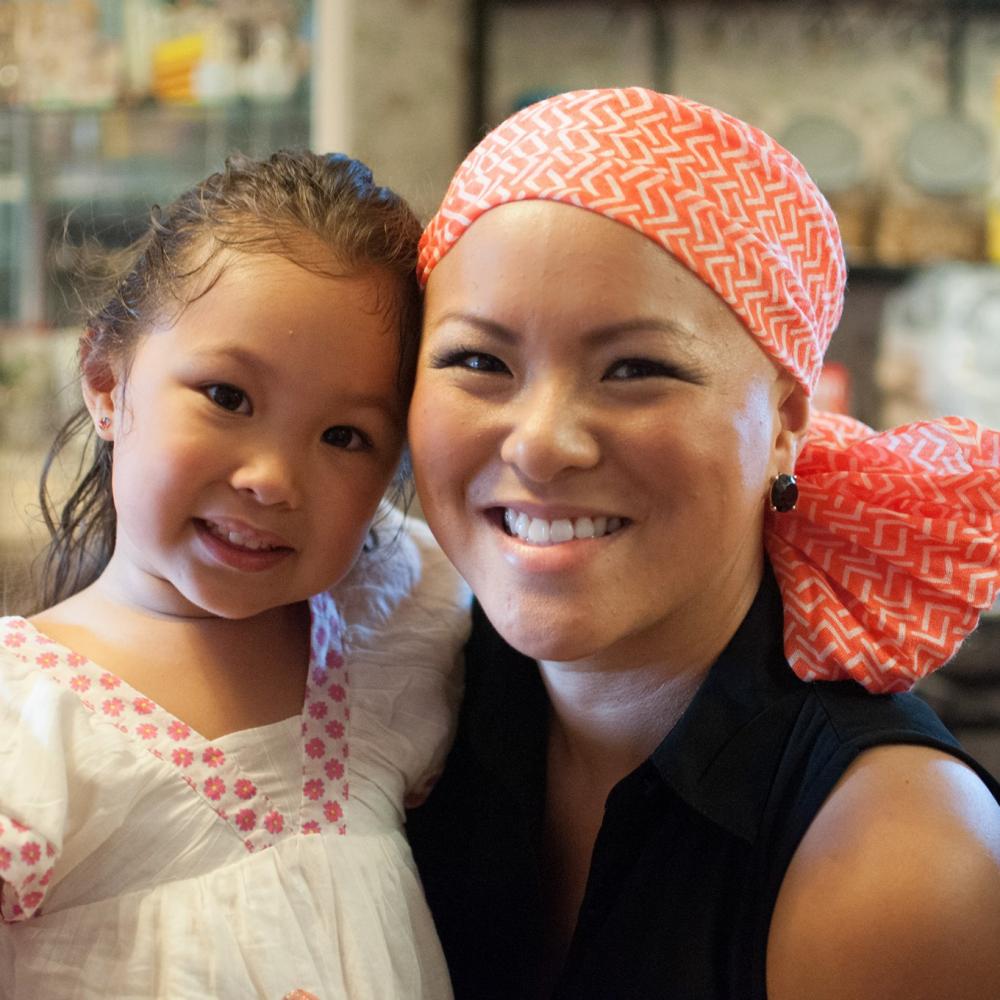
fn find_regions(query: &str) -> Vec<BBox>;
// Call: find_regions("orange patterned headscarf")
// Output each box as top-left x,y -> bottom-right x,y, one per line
418,87 -> 1000,693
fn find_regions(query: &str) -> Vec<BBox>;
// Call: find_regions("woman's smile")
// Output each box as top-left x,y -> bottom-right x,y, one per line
500,507 -> 628,546
410,200 -> 796,668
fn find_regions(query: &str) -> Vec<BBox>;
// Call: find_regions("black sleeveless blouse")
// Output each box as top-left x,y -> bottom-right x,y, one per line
407,569 -> 1000,999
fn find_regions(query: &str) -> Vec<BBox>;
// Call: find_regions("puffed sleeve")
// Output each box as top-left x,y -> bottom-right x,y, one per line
0,620 -> 148,923
333,508 -> 472,817
0,624 -> 68,921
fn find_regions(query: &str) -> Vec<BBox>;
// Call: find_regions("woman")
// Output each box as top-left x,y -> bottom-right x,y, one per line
404,89 -> 1000,1000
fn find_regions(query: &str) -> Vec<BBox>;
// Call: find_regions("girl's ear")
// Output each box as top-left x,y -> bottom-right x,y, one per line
80,332 -> 120,442
771,373 -> 810,478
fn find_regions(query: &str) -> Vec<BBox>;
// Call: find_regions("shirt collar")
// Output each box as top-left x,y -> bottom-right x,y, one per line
464,567 -> 804,845
650,566 -> 804,842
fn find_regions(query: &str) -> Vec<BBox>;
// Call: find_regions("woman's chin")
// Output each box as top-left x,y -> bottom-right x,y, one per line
486,609 -> 602,665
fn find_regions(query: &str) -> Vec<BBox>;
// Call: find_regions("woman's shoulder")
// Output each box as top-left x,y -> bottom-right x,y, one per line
767,743 -> 1000,1000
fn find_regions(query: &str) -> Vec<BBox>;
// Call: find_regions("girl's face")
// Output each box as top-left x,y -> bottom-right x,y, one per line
86,253 -> 406,621
410,201 -> 806,670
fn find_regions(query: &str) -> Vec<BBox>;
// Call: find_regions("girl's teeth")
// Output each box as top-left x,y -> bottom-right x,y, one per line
502,510 -> 625,546
208,522 -> 275,551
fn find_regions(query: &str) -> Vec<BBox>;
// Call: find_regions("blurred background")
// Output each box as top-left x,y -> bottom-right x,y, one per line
0,0 -> 998,771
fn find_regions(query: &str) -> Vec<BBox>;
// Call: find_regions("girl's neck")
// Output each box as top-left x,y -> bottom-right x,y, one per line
37,578 -> 306,643
31,586 -> 311,741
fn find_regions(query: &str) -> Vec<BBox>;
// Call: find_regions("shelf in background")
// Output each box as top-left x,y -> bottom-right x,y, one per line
0,99 -> 310,326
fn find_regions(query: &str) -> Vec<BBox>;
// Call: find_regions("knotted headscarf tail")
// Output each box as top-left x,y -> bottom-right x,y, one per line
419,87 -> 1000,693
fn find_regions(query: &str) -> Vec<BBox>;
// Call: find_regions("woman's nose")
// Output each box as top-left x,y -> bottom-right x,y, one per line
229,447 -> 303,508
499,387 -> 600,482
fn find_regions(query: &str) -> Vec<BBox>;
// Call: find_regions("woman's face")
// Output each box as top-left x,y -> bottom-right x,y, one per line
410,201 -> 805,669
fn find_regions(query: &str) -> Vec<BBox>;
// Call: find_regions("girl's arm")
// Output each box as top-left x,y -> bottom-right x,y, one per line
767,744 -> 1000,1000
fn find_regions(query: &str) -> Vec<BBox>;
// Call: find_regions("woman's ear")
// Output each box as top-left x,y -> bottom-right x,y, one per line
771,373 -> 810,477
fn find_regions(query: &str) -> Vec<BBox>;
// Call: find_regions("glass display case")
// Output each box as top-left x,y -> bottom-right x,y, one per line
0,1 -> 314,609
0,100 -> 309,327
0,0 -> 312,328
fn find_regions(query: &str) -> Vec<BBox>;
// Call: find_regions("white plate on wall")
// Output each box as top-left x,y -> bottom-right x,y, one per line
901,113 -> 990,196
778,115 -> 865,194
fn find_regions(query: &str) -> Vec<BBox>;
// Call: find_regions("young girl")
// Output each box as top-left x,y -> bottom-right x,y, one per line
0,151 -> 470,999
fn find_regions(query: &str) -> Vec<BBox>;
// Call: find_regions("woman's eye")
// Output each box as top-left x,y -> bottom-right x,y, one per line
322,426 -> 370,451
432,348 -> 510,375
205,383 -> 250,412
604,358 -> 674,381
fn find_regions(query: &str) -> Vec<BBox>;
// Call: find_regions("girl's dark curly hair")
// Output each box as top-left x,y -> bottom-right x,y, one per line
37,150 -> 422,611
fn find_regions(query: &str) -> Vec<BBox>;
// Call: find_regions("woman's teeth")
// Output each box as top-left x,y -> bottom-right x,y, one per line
503,509 -> 624,545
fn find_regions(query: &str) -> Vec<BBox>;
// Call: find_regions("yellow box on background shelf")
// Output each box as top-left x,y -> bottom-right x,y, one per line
988,203 -> 1000,264
992,74 -> 1000,265
152,34 -> 205,104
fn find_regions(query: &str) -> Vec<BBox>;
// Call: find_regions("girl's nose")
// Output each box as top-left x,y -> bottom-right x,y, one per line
229,448 -> 303,508
499,388 -> 600,482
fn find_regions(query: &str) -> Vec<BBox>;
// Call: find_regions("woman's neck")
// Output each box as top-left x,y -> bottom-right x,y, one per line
539,655 -> 707,780
538,551 -> 764,775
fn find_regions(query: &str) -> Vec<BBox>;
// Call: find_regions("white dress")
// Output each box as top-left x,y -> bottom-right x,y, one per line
0,516 -> 471,1000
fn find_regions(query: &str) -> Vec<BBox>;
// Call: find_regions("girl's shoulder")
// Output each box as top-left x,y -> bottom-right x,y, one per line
323,509 -> 472,803
329,506 -> 471,638
0,615 -> 57,680
0,615 -> 143,923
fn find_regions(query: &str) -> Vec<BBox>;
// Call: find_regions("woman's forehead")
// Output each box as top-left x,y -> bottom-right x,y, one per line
425,201 -> 751,347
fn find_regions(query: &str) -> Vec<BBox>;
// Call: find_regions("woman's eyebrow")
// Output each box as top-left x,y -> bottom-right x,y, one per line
428,312 -> 518,343
581,318 -> 700,347
429,312 -> 700,346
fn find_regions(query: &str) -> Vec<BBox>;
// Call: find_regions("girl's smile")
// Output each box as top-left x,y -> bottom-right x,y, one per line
194,517 -> 295,572
88,252 -> 406,622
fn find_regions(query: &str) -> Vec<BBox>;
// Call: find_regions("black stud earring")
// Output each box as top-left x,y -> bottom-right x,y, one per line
769,473 -> 798,513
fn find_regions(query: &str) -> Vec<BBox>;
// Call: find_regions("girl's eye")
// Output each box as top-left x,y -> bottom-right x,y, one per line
431,348 -> 511,375
604,358 -> 676,381
205,383 -> 250,412
322,426 -> 370,451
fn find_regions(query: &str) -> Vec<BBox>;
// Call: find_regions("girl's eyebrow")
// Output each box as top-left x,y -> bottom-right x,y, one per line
429,311 -> 700,346
189,345 -> 276,378
191,345 -> 397,412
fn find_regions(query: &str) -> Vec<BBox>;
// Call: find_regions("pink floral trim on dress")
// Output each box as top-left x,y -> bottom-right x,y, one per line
299,591 -> 350,836
0,595 -> 350,919
0,810 -> 57,921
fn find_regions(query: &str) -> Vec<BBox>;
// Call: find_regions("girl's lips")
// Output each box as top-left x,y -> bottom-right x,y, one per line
194,519 -> 293,572
199,517 -> 292,551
